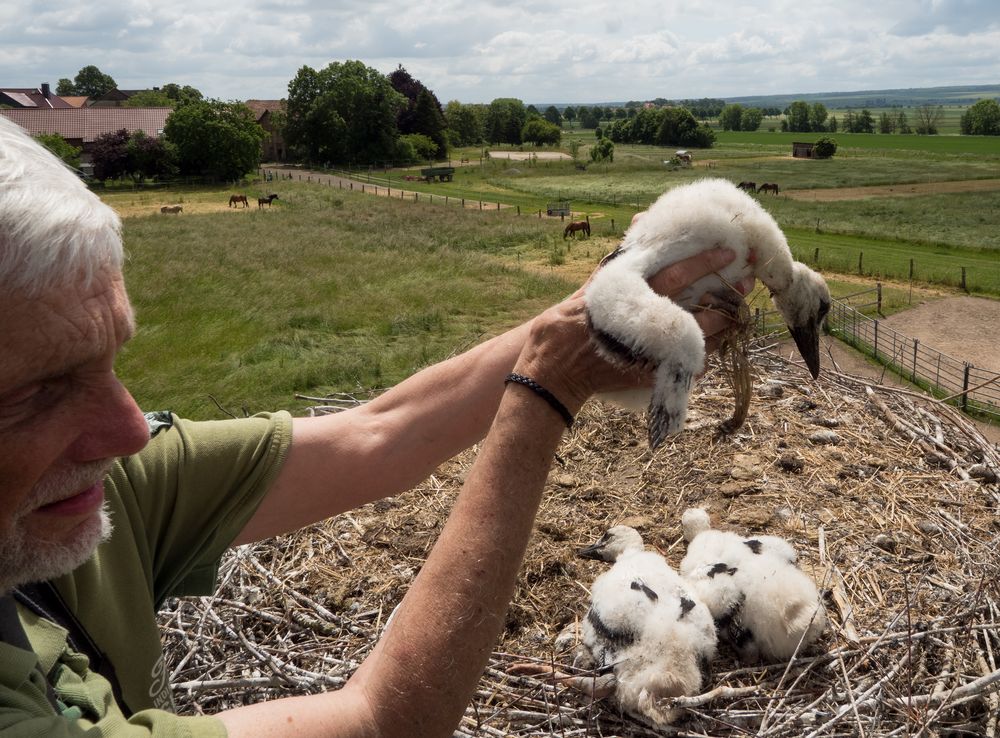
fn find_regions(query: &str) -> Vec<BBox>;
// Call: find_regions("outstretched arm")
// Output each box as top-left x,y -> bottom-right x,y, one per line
235,247 -> 747,544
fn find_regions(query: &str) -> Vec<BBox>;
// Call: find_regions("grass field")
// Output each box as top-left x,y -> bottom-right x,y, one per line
108,128 -> 1000,417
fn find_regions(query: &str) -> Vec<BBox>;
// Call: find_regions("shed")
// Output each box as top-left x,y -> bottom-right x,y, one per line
792,142 -> 815,158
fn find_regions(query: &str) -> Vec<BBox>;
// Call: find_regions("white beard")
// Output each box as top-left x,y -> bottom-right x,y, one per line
0,462 -> 114,594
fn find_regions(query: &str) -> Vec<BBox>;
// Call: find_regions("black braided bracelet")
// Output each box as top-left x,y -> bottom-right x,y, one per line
505,373 -> 574,429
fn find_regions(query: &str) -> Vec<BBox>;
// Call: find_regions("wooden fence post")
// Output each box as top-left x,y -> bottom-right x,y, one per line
962,363 -> 971,411
611,219 -> 615,232
961,267 -> 967,292
877,283 -> 883,316
912,339 -> 919,383
814,247 -> 820,264
858,252 -> 864,274
873,320 -> 879,360
517,205 -> 520,215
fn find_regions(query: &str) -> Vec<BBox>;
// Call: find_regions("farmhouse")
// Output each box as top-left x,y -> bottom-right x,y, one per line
245,99 -> 287,162
0,107 -> 172,170
0,83 -> 74,109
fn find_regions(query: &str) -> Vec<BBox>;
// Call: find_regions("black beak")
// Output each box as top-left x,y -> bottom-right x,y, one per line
578,538 -> 609,561
789,320 -> 821,379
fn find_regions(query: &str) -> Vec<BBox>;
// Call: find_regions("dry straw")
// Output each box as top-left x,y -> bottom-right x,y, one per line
159,343 -> 1000,736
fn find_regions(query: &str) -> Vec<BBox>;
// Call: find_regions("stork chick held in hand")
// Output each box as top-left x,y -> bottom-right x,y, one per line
584,178 -> 830,448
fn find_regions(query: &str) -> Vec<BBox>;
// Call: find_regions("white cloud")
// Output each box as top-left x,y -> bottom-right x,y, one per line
3,0 -> 999,103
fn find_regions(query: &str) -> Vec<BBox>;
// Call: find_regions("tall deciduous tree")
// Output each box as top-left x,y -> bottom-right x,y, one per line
56,78 -> 75,96
740,107 -> 763,132
34,133 -> 81,169
786,101 -> 811,132
444,101 -> 484,147
521,118 -> 561,146
285,61 -> 405,164
484,98 -> 527,145
90,129 -> 131,180
164,100 -> 265,179
914,104 -> 944,135
411,88 -> 448,158
809,103 -> 828,132
960,99 -> 1000,135
72,65 -> 117,98
543,105 -> 562,126
719,104 -> 744,131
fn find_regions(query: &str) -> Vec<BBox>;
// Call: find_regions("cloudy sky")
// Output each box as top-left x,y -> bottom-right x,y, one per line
4,0 -> 999,104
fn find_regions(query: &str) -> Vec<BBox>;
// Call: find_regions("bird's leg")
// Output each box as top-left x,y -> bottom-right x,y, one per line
507,663 -> 617,700
693,288 -> 754,434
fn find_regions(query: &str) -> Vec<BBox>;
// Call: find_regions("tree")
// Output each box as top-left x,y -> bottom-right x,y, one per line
577,106 -> 598,129
90,129 -> 131,180
543,105 -> 562,127
521,118 -> 561,146
72,65 -> 117,98
855,109 -> 875,134
896,110 -> 912,134
411,88 -> 448,158
809,103 -> 828,132
124,90 -> 175,108
656,107 -> 716,148
285,61 -> 406,164
960,99 -> 1000,135
786,101 -> 811,132
161,83 -> 204,108
813,137 -> 837,158
444,101 -> 484,147
827,116 -> 838,133
590,137 -> 614,163
126,131 -> 177,179
563,106 -> 577,126
878,112 -> 896,134
56,78 -> 75,96
719,104 -> 744,131
740,107 -> 763,132
164,100 -> 265,179
398,133 -> 438,161
484,98 -> 527,145
34,133 -> 81,169
914,104 -> 944,135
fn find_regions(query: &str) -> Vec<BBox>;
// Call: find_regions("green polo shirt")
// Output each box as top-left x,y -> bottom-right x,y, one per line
0,411 -> 293,736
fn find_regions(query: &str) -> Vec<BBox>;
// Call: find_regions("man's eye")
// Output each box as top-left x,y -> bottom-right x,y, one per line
0,379 -> 66,418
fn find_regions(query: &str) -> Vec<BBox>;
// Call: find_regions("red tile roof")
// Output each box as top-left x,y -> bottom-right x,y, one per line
244,99 -> 285,120
0,107 -> 172,143
0,87 -> 73,109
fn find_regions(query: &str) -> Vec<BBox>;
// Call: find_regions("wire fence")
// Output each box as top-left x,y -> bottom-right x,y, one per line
755,286 -> 1000,423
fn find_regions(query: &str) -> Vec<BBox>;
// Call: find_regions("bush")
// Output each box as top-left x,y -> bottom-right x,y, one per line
813,137 -> 838,158
590,137 -> 614,163
398,133 -> 438,161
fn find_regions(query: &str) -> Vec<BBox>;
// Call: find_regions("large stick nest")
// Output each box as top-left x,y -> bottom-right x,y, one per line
158,345 -> 1000,737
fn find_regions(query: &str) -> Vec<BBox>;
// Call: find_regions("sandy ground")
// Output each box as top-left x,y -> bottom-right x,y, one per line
487,150 -> 572,161
783,178 -> 1000,201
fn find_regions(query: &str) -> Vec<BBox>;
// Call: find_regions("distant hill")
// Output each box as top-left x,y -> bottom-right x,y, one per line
539,84 -> 1000,111
723,84 -> 1000,110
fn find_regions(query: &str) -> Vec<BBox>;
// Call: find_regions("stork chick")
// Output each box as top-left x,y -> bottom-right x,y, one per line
679,508 -> 826,662
584,178 -> 830,448
573,526 -> 718,728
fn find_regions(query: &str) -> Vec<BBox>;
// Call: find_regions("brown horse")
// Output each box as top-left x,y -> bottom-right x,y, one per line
160,205 -> 183,214
758,183 -> 780,195
229,194 -> 248,208
258,193 -> 279,208
564,220 -> 591,239
737,181 -> 757,194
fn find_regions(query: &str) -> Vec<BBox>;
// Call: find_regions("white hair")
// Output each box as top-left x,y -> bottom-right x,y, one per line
0,115 -> 123,296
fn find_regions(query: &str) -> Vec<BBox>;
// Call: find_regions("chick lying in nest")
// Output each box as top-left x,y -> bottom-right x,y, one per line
584,178 -> 830,448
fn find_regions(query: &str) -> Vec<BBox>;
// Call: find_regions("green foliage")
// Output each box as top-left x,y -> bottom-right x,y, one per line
125,90 -> 175,108
71,65 -> 117,98
813,137 -> 838,158
485,98 -> 527,145
563,106 -> 577,123
719,104 -> 744,131
56,78 -> 75,96
127,131 -> 178,179
590,137 -> 614,163
161,84 -> 204,107
657,108 -> 716,147
411,88 -> 448,157
521,118 -> 561,146
960,99 -> 1000,135
809,103 -> 828,132
577,106 -> 598,128
914,104 -> 944,135
740,107 -> 764,132
786,101 -> 811,132
444,101 -> 485,147
399,133 -> 438,161
34,133 -> 81,169
544,105 -> 562,126
285,60 -> 406,165
164,100 -> 265,180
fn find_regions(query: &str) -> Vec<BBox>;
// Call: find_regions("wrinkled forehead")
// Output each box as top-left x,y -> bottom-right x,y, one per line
0,268 -> 134,391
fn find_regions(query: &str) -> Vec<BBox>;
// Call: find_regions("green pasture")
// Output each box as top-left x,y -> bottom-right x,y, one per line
715,129 -> 1000,156
115,183 -> 575,419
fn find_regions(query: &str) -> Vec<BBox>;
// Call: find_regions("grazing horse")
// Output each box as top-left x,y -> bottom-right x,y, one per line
229,194 -> 249,208
564,220 -> 591,239
736,181 -> 757,194
160,205 -> 183,214
258,193 -> 279,208
758,183 -> 780,195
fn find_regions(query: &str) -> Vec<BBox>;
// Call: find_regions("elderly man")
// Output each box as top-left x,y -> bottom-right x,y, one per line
0,115 -> 745,737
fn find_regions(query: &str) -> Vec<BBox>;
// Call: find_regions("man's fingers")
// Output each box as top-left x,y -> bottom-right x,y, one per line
648,247 -> 737,297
